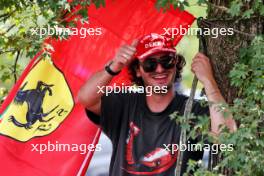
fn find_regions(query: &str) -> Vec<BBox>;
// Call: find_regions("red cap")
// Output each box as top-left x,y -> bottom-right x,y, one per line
135,33 -> 176,60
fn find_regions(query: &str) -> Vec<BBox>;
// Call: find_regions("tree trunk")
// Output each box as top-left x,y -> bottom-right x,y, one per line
205,1 -> 264,104
204,1 -> 264,175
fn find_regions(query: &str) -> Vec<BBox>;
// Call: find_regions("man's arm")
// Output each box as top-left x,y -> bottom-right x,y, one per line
77,40 -> 138,115
191,52 -> 237,135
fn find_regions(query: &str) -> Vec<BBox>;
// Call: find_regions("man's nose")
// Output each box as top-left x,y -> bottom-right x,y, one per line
155,63 -> 165,73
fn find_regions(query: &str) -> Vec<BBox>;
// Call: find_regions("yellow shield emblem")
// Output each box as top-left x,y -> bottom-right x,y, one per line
0,59 -> 74,142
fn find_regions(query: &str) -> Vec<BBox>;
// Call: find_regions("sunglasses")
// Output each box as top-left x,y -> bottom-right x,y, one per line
139,55 -> 177,72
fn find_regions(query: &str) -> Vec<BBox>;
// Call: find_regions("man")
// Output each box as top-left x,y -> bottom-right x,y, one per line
77,33 -> 237,175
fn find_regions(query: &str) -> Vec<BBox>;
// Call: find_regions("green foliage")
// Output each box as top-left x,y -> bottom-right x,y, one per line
0,0 -> 105,103
0,0 -> 104,57
156,0 -> 264,18
230,36 -> 264,103
228,1 -> 243,17
228,0 -> 264,18
217,36 -> 264,175
155,0 -> 191,11
181,36 -> 264,176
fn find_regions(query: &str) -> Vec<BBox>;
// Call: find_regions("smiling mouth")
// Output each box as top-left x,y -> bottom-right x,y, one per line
151,73 -> 169,79
151,74 -> 170,86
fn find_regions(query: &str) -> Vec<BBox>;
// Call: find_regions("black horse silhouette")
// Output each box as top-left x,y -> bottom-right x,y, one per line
9,81 -> 59,129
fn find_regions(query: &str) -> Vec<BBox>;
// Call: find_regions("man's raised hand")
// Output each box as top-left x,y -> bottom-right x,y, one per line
191,52 -> 215,86
110,40 -> 138,72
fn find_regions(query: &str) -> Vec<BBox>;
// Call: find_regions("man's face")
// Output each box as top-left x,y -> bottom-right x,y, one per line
136,53 -> 177,91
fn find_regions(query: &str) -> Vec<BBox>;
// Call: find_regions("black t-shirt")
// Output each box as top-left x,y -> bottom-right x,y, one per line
86,92 -> 209,176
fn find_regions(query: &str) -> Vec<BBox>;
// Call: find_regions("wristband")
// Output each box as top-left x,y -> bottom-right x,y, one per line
105,61 -> 121,76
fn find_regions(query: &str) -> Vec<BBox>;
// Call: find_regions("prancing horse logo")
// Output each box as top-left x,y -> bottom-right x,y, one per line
9,81 -> 59,130
0,58 -> 74,142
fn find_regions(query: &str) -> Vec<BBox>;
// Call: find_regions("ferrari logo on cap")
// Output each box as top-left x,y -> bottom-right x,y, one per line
0,59 -> 74,142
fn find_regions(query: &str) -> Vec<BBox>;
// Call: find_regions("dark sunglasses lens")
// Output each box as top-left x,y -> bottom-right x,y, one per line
160,56 -> 176,69
142,59 -> 157,72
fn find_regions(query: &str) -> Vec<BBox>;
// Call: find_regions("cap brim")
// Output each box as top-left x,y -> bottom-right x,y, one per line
138,47 -> 176,60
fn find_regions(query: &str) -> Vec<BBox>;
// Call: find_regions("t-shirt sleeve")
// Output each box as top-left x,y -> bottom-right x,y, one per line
85,92 -> 125,142
85,108 -> 100,125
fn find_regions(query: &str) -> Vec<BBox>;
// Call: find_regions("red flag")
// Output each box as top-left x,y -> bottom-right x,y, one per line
0,0 -> 194,175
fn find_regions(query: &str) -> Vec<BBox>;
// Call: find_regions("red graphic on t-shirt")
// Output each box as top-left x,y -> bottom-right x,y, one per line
124,122 -> 178,175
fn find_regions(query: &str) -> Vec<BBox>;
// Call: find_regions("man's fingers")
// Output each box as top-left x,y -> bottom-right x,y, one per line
195,52 -> 209,61
121,53 -> 130,60
121,45 -> 136,54
121,48 -> 135,56
191,67 -> 195,73
131,39 -> 139,47
193,55 -> 208,64
113,40 -> 138,67
119,40 -> 138,56
194,54 -> 203,60
191,65 -> 199,74
196,52 -> 205,57
191,63 -> 197,69
117,56 -> 128,64
127,46 -> 137,52
119,45 -> 137,61
194,52 -> 204,58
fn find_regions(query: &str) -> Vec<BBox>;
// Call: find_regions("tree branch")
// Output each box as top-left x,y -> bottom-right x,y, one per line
13,50 -> 21,83
207,1 -> 228,12
0,10 -> 16,21
0,24 -> 16,35
0,49 -> 16,54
